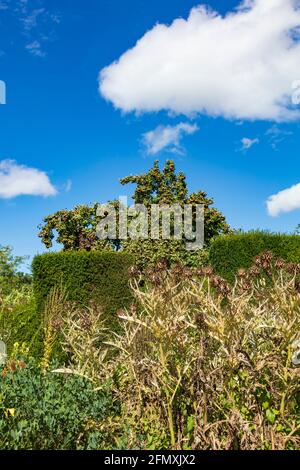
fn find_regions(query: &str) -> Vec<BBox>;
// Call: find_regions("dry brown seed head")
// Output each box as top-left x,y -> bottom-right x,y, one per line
202,266 -> 213,277
51,317 -> 63,332
249,265 -> 260,277
218,281 -> 231,296
262,251 -> 273,262
241,281 -> 252,292
117,309 -> 126,318
155,260 -> 168,271
275,259 -> 286,270
237,268 -> 247,278
128,266 -> 141,278
262,260 -> 271,270
182,267 -> 193,279
130,304 -> 138,314
254,256 -> 262,267
287,263 -> 298,274
80,313 -> 93,330
294,280 -> 300,292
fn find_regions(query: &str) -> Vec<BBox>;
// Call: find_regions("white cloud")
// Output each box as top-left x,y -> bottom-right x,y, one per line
99,0 -> 300,122
142,122 -> 199,155
0,160 -> 57,199
267,182 -> 300,216
25,40 -> 45,57
64,179 -> 72,192
240,137 -> 259,151
0,1 -> 61,58
22,8 -> 45,31
265,125 -> 293,149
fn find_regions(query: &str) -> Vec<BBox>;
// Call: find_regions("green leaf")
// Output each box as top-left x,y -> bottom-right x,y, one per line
266,409 -> 276,424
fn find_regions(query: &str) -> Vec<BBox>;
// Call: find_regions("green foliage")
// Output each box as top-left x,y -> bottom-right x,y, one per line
0,246 -> 24,279
0,283 -> 42,359
0,358 -> 116,450
0,293 -> 43,359
120,160 -> 230,267
122,239 -> 209,269
38,161 -> 230,267
120,160 -> 230,244
32,251 -> 135,328
38,203 -> 114,251
0,246 -> 31,296
209,231 -> 300,282
0,247 -> 39,358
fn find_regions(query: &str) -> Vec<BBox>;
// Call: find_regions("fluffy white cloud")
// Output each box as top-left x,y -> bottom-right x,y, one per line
267,182 -> 300,216
0,160 -> 57,199
142,122 -> 198,155
99,0 -> 300,121
240,137 -> 259,151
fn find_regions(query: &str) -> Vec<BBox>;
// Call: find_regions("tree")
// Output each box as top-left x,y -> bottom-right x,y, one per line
38,204 -> 114,251
0,246 -> 30,295
120,160 -> 230,241
38,161 -> 231,267
119,160 -> 231,267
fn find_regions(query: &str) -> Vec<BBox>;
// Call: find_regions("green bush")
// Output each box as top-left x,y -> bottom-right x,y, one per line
32,251 -> 135,328
209,231 -> 300,282
0,358 -> 116,449
1,298 -> 43,359
0,286 -> 43,359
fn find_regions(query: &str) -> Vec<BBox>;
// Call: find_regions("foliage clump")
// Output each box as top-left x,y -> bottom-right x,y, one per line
0,354 -> 115,450
209,230 -> 300,282
0,245 -> 31,296
32,251 -> 135,330
0,247 -> 38,358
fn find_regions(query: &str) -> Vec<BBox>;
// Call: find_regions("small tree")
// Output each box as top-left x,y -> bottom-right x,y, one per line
120,161 -> 230,267
0,246 -> 30,295
120,160 -> 230,242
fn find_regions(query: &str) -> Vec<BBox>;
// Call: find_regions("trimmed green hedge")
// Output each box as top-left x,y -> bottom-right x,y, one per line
209,231 -> 300,282
32,251 -> 135,327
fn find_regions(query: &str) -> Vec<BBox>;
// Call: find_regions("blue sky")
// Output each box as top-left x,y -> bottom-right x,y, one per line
0,0 -> 300,270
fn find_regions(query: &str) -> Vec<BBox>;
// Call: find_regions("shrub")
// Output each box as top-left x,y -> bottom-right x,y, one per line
32,251 -> 135,328
209,231 -> 300,282
0,286 -> 42,359
0,358 -> 116,450
0,246 -> 31,296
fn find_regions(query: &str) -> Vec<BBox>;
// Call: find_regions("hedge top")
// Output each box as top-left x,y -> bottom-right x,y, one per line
32,251 -> 135,320
209,231 -> 300,282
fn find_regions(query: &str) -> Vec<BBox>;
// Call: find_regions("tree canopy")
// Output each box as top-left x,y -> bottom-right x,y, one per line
0,246 -> 30,294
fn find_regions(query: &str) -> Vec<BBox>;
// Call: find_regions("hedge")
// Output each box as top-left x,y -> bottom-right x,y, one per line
209,231 -> 300,282
32,251 -> 135,328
